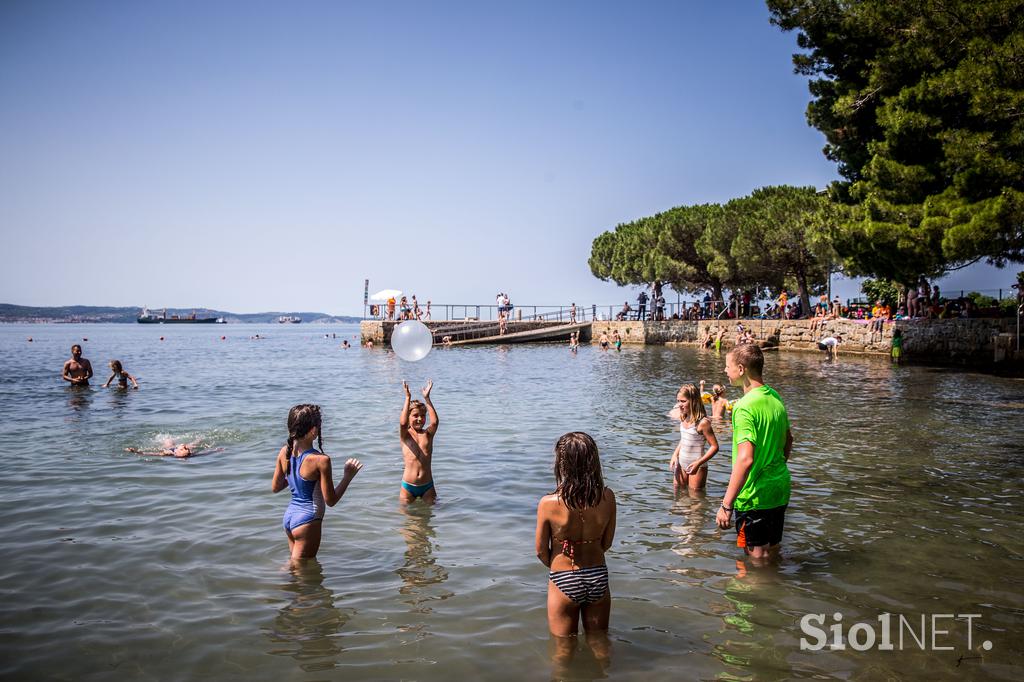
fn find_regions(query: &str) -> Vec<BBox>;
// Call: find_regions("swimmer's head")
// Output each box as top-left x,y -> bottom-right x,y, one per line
553,432 -> 604,511
174,444 -> 192,458
675,384 -> 707,424
109,360 -> 123,373
726,344 -> 764,385
286,404 -> 323,455
712,384 -> 726,397
409,401 -> 427,430
71,344 -> 82,358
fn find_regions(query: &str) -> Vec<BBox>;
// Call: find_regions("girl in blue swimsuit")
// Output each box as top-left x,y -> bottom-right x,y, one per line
271,404 -> 363,563
535,432 -> 617,639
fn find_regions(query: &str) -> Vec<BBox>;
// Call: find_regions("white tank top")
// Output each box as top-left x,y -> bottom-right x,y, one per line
678,418 -> 706,465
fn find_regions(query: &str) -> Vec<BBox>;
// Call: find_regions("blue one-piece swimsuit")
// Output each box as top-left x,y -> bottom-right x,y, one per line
282,449 -> 326,531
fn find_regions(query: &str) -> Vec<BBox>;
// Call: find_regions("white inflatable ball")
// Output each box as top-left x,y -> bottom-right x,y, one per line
391,321 -> 433,361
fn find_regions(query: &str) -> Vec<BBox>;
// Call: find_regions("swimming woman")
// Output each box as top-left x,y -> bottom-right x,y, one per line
535,432 -> 616,638
271,404 -> 362,562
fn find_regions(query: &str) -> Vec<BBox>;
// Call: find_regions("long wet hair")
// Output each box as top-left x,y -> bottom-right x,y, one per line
110,360 -> 123,374
553,432 -> 604,511
678,384 -> 707,425
285,404 -> 323,470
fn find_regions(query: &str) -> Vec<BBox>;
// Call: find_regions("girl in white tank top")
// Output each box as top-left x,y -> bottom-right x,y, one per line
670,384 -> 720,491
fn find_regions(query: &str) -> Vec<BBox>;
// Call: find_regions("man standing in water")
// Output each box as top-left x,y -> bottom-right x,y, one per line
717,345 -> 792,565
62,344 -> 93,386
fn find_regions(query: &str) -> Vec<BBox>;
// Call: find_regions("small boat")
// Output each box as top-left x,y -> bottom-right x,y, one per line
277,315 -> 302,324
138,307 -> 223,324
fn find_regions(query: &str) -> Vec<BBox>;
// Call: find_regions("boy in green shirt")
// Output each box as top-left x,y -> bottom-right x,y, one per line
716,345 -> 793,564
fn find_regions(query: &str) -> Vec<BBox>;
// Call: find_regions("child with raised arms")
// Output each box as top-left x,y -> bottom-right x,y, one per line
669,384 -> 719,491
271,404 -> 362,562
399,380 -> 439,503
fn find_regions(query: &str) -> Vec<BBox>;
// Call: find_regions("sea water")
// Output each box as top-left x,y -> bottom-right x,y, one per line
0,323 -> 1021,681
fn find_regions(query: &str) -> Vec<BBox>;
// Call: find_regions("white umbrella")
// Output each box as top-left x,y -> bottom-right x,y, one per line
369,289 -> 403,303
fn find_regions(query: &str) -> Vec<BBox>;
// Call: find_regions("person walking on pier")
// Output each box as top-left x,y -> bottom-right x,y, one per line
637,290 -> 648,321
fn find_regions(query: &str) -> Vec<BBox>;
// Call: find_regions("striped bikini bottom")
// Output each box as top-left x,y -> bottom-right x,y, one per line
549,565 -> 609,605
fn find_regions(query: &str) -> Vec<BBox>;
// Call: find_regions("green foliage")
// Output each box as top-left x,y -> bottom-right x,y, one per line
729,186 -> 836,313
589,186 -> 835,310
768,0 -> 1024,283
967,291 -> 999,307
861,278 -> 901,308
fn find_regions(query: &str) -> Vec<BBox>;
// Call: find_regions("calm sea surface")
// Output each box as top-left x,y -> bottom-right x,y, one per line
0,323 -> 1022,681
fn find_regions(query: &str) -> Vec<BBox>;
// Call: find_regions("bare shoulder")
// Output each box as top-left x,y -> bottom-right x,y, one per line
603,487 -> 616,503
537,494 -> 559,512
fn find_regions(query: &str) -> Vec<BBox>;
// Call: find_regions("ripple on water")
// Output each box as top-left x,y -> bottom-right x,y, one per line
0,324 -> 1021,680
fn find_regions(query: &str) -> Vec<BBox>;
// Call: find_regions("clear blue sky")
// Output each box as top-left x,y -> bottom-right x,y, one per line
1,1 -> 1015,315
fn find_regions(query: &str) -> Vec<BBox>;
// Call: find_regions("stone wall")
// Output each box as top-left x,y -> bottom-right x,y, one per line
589,317 -> 1022,367
364,317 -> 1022,367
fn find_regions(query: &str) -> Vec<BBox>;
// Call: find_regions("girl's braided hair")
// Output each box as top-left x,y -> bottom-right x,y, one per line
285,404 -> 323,473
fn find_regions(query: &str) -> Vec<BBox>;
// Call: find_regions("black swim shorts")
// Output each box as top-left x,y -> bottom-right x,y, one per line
734,505 -> 787,549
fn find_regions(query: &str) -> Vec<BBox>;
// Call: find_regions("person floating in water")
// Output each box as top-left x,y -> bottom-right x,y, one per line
126,437 -> 221,458
535,432 -> 616,638
399,380 -> 439,503
717,345 -> 792,566
669,384 -> 719,492
102,360 -> 138,389
62,344 -> 93,386
271,404 -> 363,562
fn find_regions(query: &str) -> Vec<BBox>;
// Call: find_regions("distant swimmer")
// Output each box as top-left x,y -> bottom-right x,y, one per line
271,404 -> 363,562
62,344 -> 93,386
341,340 -> 350,349
699,380 -> 730,420
126,437 -> 221,458
399,380 -> 439,503
102,360 -> 138,389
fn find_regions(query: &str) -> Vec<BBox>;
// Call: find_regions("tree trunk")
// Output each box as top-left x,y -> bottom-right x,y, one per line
796,270 -> 812,318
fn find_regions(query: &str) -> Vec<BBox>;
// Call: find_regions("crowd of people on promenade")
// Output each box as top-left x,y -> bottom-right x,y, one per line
381,295 -> 432,321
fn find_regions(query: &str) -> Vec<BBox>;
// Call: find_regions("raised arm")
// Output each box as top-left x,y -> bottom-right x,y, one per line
271,446 -> 289,493
535,499 -> 552,567
399,381 -> 411,432
317,456 -> 363,507
422,380 -> 439,435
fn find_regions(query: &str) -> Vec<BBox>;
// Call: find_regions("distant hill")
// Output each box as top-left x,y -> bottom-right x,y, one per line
0,304 -> 361,324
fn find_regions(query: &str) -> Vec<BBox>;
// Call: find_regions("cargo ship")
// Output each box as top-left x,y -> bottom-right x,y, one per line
137,308 -> 224,324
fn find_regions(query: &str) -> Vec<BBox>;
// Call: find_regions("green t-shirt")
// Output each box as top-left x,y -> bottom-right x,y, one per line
730,385 -> 791,511
891,335 -> 903,349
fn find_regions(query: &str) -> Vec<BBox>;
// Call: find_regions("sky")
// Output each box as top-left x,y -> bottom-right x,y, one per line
0,1 -> 1016,315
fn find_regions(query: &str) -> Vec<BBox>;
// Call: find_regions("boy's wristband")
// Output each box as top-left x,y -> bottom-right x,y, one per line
721,504 -> 733,513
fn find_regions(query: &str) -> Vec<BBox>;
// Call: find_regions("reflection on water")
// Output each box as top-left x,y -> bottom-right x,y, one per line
64,385 -> 93,416
266,559 -> 350,672
396,504 -> 450,612
549,631 -> 612,681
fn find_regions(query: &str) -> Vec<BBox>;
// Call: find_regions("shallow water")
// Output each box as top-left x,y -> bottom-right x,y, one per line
0,323 -> 1022,681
